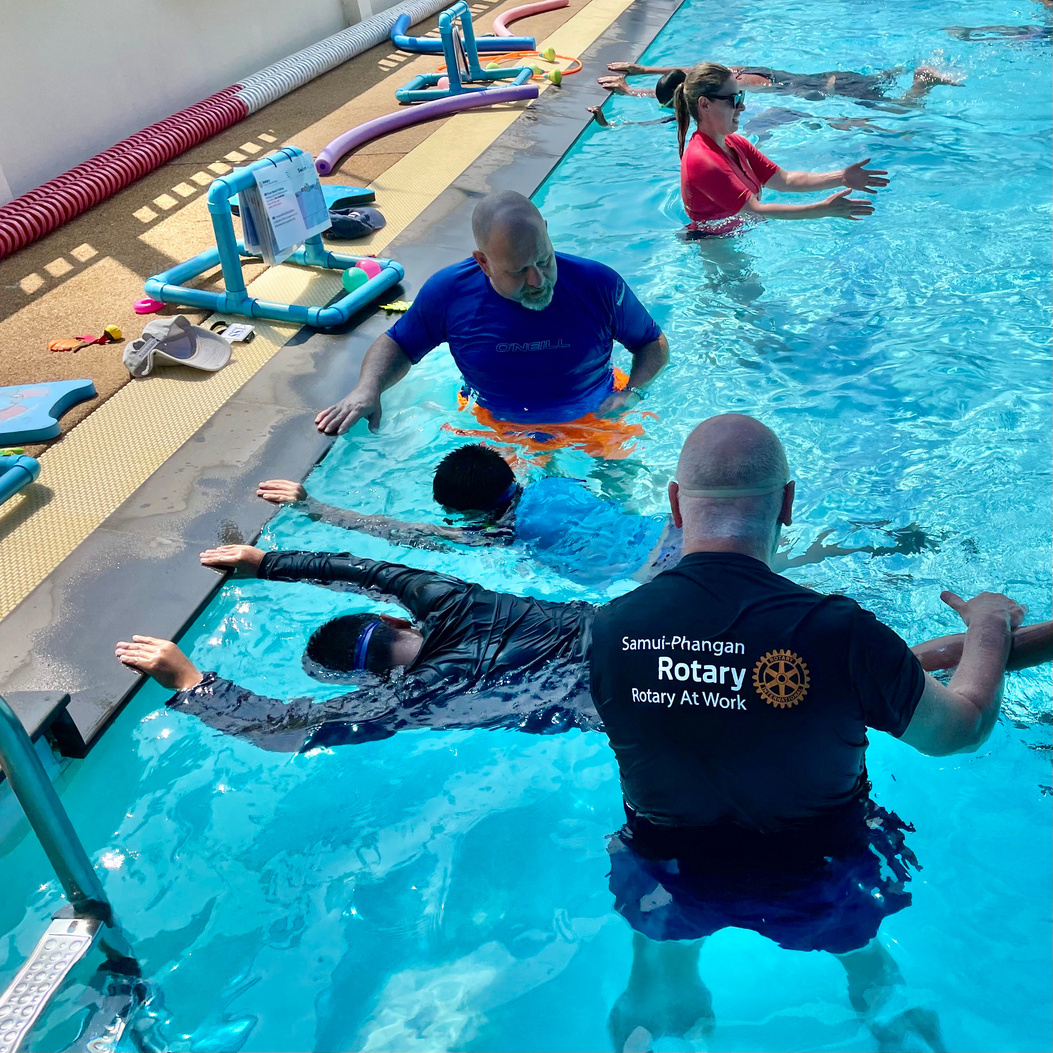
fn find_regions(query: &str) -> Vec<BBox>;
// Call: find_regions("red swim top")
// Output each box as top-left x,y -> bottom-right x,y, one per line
681,131 -> 779,224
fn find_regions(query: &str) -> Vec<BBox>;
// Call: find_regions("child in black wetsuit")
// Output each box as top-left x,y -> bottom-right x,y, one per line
116,545 -> 599,753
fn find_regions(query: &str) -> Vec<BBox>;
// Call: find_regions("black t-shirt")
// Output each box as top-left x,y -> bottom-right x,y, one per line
169,551 -> 597,752
590,551 -> 925,832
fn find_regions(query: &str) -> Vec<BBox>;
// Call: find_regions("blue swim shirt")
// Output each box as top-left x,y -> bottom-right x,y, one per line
515,477 -> 668,586
388,253 -> 661,424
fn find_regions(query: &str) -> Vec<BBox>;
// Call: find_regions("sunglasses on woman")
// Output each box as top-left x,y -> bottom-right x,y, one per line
706,90 -> 746,108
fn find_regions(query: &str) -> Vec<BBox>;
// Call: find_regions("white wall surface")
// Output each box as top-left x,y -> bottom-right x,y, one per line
0,0 -> 352,202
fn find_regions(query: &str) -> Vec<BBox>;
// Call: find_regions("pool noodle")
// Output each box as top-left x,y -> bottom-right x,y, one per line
316,83 -> 539,175
492,0 -> 570,36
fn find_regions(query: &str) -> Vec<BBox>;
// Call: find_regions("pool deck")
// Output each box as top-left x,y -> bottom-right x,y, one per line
0,0 -> 683,754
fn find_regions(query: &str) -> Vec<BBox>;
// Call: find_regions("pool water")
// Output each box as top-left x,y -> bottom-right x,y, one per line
3,0 -> 1051,1048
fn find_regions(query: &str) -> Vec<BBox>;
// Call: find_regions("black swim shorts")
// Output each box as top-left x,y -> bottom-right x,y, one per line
608,798 -> 918,955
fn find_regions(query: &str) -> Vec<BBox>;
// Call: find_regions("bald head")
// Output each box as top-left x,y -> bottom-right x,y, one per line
471,191 -> 546,251
671,415 -> 793,560
677,414 -> 788,493
471,192 -> 557,310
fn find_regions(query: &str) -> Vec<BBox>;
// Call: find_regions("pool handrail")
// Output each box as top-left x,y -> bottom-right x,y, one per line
0,692 -> 109,916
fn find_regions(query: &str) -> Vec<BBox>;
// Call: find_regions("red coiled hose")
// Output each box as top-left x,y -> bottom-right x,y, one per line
0,87 -> 248,260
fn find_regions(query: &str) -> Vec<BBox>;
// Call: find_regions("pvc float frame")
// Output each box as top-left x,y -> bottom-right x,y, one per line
391,11 -> 534,52
143,147 -> 405,328
396,1 -> 533,103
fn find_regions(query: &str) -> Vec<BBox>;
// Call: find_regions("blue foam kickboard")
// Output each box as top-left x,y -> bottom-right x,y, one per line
0,380 -> 97,443
322,184 -> 375,209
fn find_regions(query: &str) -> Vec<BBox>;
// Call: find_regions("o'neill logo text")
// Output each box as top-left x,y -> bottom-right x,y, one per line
495,339 -> 571,353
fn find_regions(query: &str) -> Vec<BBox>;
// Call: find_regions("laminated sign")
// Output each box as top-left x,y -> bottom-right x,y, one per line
239,151 -> 330,265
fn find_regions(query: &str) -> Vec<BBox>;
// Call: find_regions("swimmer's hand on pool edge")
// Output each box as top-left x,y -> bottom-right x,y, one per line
200,545 -> 265,577
115,636 -> 203,691
257,479 -> 307,504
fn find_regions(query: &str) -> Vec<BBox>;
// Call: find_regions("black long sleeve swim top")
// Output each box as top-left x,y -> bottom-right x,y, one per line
167,550 -> 598,752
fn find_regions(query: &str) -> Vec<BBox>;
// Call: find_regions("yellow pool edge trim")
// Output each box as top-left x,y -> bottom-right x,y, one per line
0,0 -> 636,622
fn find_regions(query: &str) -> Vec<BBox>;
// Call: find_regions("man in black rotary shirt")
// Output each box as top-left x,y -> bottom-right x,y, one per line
591,414 -> 1026,1053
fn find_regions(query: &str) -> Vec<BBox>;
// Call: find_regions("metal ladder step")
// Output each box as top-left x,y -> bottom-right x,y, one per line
0,917 -> 101,1053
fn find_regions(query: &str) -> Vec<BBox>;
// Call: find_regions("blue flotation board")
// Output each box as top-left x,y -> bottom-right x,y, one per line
0,379 -> 97,444
322,184 -> 376,209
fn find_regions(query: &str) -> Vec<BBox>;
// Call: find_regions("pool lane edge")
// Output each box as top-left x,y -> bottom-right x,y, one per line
0,0 -> 684,755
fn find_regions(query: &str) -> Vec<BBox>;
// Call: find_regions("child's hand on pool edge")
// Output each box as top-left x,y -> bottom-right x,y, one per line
115,636 -> 202,691
200,545 -> 265,576
257,479 -> 307,504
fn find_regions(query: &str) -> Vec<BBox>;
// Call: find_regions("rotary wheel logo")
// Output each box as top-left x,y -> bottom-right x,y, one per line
752,649 -> 810,708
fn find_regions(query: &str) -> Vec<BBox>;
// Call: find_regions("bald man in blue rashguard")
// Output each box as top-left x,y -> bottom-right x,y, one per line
315,191 -> 669,435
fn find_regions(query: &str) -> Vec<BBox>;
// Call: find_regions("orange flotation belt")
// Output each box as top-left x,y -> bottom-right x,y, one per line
444,368 -> 659,461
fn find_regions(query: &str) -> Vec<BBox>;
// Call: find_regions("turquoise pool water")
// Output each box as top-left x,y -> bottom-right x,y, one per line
3,0 -> 1051,1048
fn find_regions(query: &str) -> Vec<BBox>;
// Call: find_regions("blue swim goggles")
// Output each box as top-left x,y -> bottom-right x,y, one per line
353,620 -> 382,671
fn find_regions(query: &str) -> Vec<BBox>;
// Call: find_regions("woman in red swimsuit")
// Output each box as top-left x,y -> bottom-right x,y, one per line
673,63 -> 889,233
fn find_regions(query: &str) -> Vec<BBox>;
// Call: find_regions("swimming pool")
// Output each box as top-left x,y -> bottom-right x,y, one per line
2,0 -> 1051,1047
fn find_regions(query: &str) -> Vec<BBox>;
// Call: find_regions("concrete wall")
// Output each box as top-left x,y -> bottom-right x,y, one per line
0,0 -> 387,203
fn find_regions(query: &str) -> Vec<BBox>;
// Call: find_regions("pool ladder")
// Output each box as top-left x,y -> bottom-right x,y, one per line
0,693 -> 150,1053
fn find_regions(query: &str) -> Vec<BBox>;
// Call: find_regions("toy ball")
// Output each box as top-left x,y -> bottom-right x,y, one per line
540,46 -> 556,61
437,76 -> 450,89
356,258 -> 384,280
546,68 -> 562,85
104,324 -> 122,341
342,267 -> 369,292
133,297 -> 165,314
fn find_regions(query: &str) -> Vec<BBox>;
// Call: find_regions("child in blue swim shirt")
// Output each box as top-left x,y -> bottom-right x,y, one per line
258,445 -> 937,588
260,445 -> 677,587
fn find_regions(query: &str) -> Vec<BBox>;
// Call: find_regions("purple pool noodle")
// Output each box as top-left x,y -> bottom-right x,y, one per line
316,84 -> 539,175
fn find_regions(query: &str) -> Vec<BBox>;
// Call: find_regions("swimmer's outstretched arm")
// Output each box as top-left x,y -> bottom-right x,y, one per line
115,636 -> 405,752
597,74 -> 657,98
900,590 -> 1026,756
199,545 -> 474,624
912,619 -> 1052,673
587,105 -> 676,129
606,62 -> 679,76
256,479 -> 507,551
115,636 -> 596,752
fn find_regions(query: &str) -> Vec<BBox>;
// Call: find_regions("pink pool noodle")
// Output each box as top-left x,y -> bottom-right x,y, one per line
315,83 -> 539,175
492,0 -> 569,36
